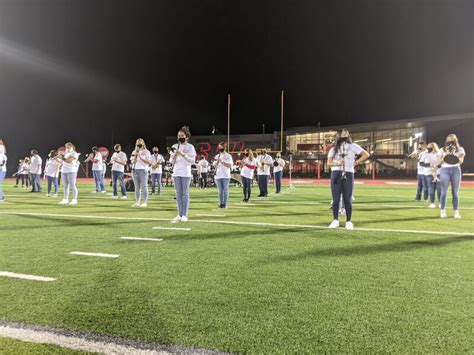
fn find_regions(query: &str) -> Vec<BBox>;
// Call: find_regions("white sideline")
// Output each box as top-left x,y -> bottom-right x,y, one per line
0,211 -> 472,236
0,271 -> 56,282
152,226 -> 191,231
0,325 -> 167,354
69,252 -> 119,258
121,237 -> 163,242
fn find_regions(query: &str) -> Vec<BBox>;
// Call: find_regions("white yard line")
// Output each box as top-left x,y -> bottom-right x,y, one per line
0,211 -> 472,237
69,252 -> 119,258
152,226 -> 191,231
0,271 -> 56,282
120,237 -> 163,242
0,324 -> 168,355
195,214 -> 226,217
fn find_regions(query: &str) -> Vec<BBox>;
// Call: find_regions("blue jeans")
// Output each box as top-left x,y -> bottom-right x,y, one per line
258,175 -> 269,196
426,175 -> 441,204
439,166 -> 461,210
274,171 -> 283,193
93,170 -> 105,192
174,176 -> 192,217
331,171 -> 354,221
112,170 -> 127,197
242,176 -> 252,200
62,172 -> 78,200
31,174 -> 42,192
200,173 -> 208,188
216,178 -> 230,207
416,174 -> 428,200
0,170 -> 5,200
151,173 -> 162,194
132,169 -> 148,203
46,176 -> 59,195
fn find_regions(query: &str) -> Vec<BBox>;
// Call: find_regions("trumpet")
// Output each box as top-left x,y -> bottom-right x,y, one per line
259,160 -> 265,172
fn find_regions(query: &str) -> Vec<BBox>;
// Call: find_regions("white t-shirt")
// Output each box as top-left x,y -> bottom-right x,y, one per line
44,158 -> 61,178
92,152 -> 103,171
111,151 -> 127,172
197,159 -> 209,173
416,149 -> 427,175
328,143 -> 364,174
150,153 -> 164,174
21,162 -> 30,174
61,152 -> 80,174
419,151 -> 433,176
273,158 -> 286,173
214,152 -> 233,179
0,144 -> 5,155
132,149 -> 151,170
0,153 -> 6,173
170,143 -> 196,178
438,146 -> 465,168
30,155 -> 42,175
240,157 -> 256,179
256,154 -> 273,176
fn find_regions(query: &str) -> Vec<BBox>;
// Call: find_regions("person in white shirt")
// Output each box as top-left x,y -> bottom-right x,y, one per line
410,142 -> 429,201
110,144 -> 128,199
14,159 -> 25,188
256,149 -> 273,197
170,126 -> 196,222
130,138 -> 152,207
150,146 -> 164,195
44,150 -> 62,197
0,139 -> 5,155
0,150 -> 7,202
239,148 -> 256,202
437,134 -> 466,219
22,157 -> 31,189
58,142 -> 80,205
424,142 -> 441,208
29,150 -> 43,193
327,129 -> 369,230
273,153 -> 286,193
213,143 -> 234,208
85,146 -> 106,193
197,155 -> 209,189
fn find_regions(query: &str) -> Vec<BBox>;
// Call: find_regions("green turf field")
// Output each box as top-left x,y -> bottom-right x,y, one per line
0,181 -> 473,353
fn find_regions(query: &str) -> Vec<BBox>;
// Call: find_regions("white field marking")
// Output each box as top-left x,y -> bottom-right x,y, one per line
0,211 -> 472,237
234,202 -> 257,206
120,237 -> 163,241
152,226 -> 191,231
0,325 -> 168,355
0,271 -> 56,282
195,214 -> 226,217
69,252 -> 119,258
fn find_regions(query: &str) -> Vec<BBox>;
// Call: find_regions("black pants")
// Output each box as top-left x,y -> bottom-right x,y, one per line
330,171 -> 354,221
258,175 -> 269,196
200,173 -> 208,188
242,176 -> 252,200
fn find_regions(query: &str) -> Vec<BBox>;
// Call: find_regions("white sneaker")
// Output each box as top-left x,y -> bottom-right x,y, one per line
171,216 -> 181,223
428,203 -> 436,208
46,194 -> 50,197
440,210 -> 447,218
131,202 -> 140,207
328,220 -> 340,228
112,195 -> 118,199
139,203 -> 147,208
181,216 -> 188,222
70,199 -> 78,205
453,210 -> 461,219
101,190 -> 106,194
58,199 -> 69,205
345,221 -> 354,230
121,196 -> 127,199
53,194 -> 58,197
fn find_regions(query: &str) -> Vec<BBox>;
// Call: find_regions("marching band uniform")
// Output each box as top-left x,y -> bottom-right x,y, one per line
273,155 -> 285,193
256,152 -> 273,197
214,150 -> 233,208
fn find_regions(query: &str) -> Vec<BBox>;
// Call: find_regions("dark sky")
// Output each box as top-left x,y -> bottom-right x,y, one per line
0,0 -> 473,162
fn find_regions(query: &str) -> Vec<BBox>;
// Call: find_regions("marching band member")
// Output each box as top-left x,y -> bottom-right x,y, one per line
256,148 -> 273,197
197,155 -> 209,189
130,138 -> 151,207
110,144 -> 128,199
29,149 -> 43,193
150,146 -> 164,195
58,142 -> 80,205
14,159 -> 25,188
22,157 -> 31,188
273,152 -> 286,193
44,150 -> 61,197
438,134 -> 465,219
213,143 -> 234,208
426,142 -> 441,208
85,146 -> 106,193
240,148 -> 256,202
0,139 -> 5,154
411,141 -> 429,201
327,129 -> 369,229
170,126 -> 196,222
0,147 -> 6,202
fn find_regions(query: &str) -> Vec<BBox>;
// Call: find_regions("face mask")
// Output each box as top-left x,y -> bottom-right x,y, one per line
338,137 -> 348,143
178,137 -> 186,144
446,141 -> 455,147
427,148 -> 433,153
219,148 -> 225,153
245,153 -> 249,157
153,150 -> 158,153
136,144 -> 143,149
262,151 -> 267,155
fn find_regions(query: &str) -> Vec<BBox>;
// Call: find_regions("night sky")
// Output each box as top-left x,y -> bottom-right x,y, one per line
0,0 -> 472,164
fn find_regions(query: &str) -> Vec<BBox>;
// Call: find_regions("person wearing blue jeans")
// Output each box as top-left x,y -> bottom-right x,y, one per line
216,178 -> 230,207
239,149 -> 256,202
151,173 -> 162,194
132,169 -> 148,205
46,176 -> 59,196
112,170 -> 127,198
256,150 -> 273,197
110,145 -> 128,199
438,134 -> 465,219
130,139 -> 152,207
0,152 -> 6,202
174,176 -> 192,217
93,169 -> 105,193
150,147 -> 164,195
273,153 -> 285,193
413,142 -> 428,200
213,143 -> 234,208
416,174 -> 429,201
